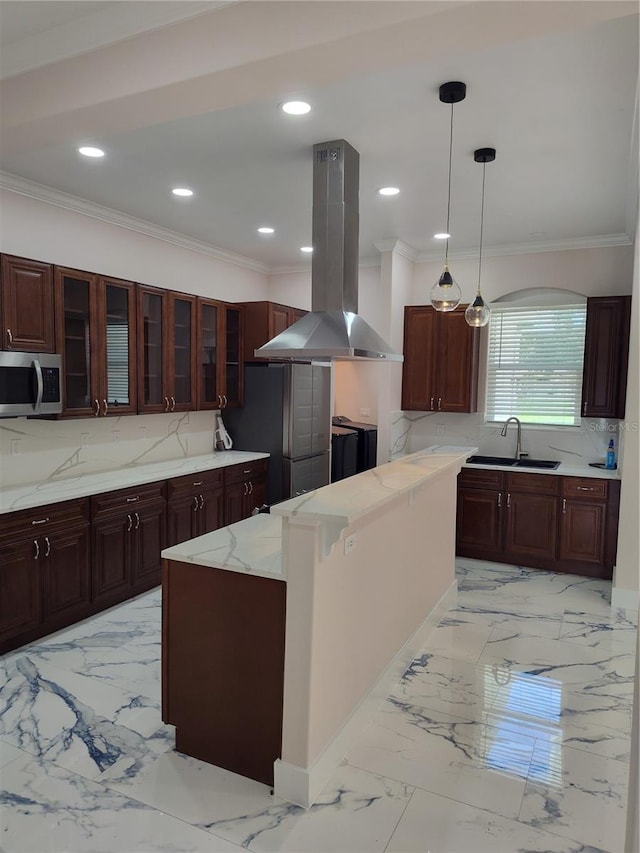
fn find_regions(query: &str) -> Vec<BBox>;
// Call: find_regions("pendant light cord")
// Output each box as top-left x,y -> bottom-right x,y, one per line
477,161 -> 486,293
444,102 -> 454,266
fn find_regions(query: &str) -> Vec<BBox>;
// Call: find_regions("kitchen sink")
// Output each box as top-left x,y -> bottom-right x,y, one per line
466,455 -> 560,470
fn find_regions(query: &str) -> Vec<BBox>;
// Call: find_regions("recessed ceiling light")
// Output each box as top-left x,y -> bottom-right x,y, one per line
300,246 -> 313,253
378,187 -> 400,196
433,232 -> 450,239
258,227 -> 275,234
172,187 -> 193,197
78,146 -> 104,158
281,101 -> 311,115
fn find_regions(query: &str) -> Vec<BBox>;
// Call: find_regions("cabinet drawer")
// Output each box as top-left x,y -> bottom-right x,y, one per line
562,477 -> 608,501
459,467 -> 505,490
224,459 -> 268,485
91,482 -> 166,517
506,472 -> 559,496
0,498 -> 89,542
167,469 -> 224,499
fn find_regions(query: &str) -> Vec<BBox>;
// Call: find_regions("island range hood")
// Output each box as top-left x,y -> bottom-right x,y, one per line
255,140 -> 403,362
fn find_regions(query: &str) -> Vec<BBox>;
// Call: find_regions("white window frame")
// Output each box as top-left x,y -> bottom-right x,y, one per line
485,303 -> 587,427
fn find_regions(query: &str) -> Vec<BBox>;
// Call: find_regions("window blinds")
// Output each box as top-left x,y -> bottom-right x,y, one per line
486,304 -> 587,426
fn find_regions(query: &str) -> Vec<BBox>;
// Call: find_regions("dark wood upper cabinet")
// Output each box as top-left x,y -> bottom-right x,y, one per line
581,295 -> 631,419
1,255 -> 55,352
137,286 -> 196,414
241,300 -> 305,361
402,305 -> 480,413
55,269 -> 137,418
196,298 -> 243,410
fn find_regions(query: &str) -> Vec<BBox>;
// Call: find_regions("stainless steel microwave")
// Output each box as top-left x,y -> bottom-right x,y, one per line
0,352 -> 63,417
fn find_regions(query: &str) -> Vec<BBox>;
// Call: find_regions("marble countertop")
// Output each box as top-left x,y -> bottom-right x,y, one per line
0,451 -> 269,515
461,460 -> 620,480
162,512 -> 284,581
271,447 -> 471,529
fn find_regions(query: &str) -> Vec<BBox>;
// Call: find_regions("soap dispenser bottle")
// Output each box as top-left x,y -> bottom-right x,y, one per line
606,438 -> 616,469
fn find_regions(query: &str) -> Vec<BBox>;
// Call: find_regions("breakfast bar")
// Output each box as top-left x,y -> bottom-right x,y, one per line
161,448 -> 471,807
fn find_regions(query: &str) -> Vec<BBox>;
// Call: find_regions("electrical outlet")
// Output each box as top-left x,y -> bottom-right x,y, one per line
436,424 -> 445,436
344,533 -> 357,555
11,439 -> 21,456
81,433 -> 90,446
112,430 -> 120,443
360,407 -> 371,417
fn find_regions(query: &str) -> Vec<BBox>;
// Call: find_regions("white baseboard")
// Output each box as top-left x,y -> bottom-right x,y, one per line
612,585 -> 640,612
273,580 -> 458,808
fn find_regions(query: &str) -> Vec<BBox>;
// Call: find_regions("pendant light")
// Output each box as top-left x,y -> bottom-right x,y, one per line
431,81 -> 466,312
465,147 -> 495,328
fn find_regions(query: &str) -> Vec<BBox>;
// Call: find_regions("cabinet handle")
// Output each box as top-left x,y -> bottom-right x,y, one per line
134,512 -> 140,530
243,482 -> 248,496
217,395 -> 222,409
31,517 -> 50,526
126,496 -> 140,503
170,396 -> 176,411
243,469 -> 251,474
583,401 -> 587,416
193,496 -> 199,511
6,328 -> 13,348
44,536 -> 51,558
438,397 -> 442,411
222,395 -> 227,408
506,493 -> 511,509
497,493 -> 502,508
127,513 -> 133,532
577,486 -> 595,492
248,481 -> 253,494
94,399 -> 100,417
430,397 -> 434,411
192,481 -> 203,487
102,399 -> 108,416
33,539 -> 40,560
198,494 -> 204,509
562,498 -> 567,514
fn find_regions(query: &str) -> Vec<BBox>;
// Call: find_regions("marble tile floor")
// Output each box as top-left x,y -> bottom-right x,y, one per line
1,559 -> 637,853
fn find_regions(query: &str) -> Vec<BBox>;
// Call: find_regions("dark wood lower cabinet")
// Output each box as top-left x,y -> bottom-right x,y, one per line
166,470 -> 225,547
163,559 -> 286,786
456,469 -> 620,579
41,524 -> 91,631
224,460 -> 269,525
0,538 -> 41,650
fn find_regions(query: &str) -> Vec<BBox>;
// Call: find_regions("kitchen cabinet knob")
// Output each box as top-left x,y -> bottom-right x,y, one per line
430,397 -> 434,411
94,399 -> 100,417
33,539 -> 40,560
170,396 -> 176,411
134,512 -> 140,530
127,513 -> 133,532
6,328 -> 13,347
562,498 -> 567,514
31,517 -> 50,526
506,493 -> 511,509
193,496 -> 199,511
198,494 -> 204,510
102,399 -> 108,416
44,536 -> 51,558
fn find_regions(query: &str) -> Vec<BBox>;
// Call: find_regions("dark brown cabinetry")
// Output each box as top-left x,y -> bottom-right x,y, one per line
137,287 -> 197,414
0,499 -> 90,654
1,255 -> 55,352
166,469 -> 224,547
241,300 -> 306,361
196,299 -> 243,410
456,468 -> 620,579
91,482 -> 166,608
402,305 -> 480,412
224,459 -> 269,524
55,268 -> 137,417
581,296 -> 631,419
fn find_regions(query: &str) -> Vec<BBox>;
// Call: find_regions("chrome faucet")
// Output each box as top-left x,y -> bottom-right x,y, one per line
500,416 -> 523,460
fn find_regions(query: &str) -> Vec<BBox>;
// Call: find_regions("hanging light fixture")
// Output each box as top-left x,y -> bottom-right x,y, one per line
465,147 -> 496,327
431,81 -> 466,312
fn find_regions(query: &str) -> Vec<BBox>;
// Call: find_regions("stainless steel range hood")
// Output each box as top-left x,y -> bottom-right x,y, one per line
255,140 -> 403,362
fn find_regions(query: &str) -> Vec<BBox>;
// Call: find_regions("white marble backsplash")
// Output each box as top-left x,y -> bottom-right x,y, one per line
389,411 -> 617,467
0,411 -> 220,489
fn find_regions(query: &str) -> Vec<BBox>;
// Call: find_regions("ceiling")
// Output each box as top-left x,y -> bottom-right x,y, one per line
0,1 -> 638,272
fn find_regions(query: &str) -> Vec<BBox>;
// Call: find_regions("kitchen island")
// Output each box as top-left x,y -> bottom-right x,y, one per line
161,448 -> 471,807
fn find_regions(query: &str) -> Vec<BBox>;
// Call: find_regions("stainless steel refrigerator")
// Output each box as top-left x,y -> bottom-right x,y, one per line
223,362 -> 331,505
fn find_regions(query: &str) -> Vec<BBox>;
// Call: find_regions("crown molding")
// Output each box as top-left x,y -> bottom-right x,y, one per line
415,233 -> 634,264
268,256 -> 380,277
373,239 -> 418,262
0,171 -> 270,275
